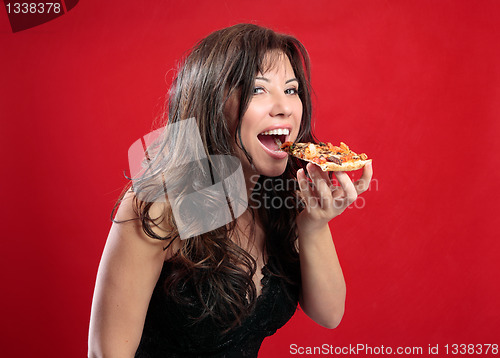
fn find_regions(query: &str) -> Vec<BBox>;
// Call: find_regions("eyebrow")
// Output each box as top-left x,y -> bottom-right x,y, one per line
255,76 -> 299,84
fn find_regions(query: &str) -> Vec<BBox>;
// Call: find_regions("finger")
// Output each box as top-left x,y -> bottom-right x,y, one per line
306,164 -> 333,209
354,161 -> 373,194
306,163 -> 331,186
306,164 -> 328,194
333,171 -> 358,205
297,168 -> 318,210
331,186 -> 345,200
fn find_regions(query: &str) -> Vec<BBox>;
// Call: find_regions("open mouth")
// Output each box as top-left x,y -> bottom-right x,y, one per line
257,128 -> 289,152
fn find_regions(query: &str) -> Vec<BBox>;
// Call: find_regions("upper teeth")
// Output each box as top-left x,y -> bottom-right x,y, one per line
260,128 -> 290,135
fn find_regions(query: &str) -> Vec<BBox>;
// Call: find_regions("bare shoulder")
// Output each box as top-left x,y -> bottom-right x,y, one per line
114,189 -> 169,238
112,188 -> 183,254
98,188 -> 173,290
88,189 -> 179,357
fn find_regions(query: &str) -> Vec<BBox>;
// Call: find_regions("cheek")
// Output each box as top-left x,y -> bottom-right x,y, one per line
223,92 -> 242,134
240,106 -> 263,134
296,97 -> 303,117
296,106 -> 303,123
294,102 -> 303,137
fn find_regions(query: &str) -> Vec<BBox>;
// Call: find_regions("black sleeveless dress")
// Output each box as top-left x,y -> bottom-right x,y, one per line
135,255 -> 300,357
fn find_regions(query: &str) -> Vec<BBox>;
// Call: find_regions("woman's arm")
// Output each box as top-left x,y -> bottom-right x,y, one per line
88,192 -> 172,358
296,162 -> 373,329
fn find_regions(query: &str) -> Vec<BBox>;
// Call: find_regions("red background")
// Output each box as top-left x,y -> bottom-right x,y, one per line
1,1 -> 499,357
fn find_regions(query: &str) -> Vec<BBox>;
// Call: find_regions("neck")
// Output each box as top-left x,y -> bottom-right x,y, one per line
245,174 -> 260,198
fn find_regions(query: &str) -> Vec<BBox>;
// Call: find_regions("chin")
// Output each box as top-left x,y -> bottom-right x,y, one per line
254,161 -> 288,178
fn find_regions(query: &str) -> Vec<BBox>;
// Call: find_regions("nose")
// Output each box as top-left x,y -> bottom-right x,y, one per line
270,92 -> 292,118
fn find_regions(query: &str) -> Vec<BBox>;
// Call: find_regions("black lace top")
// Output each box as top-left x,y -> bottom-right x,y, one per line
135,255 -> 300,358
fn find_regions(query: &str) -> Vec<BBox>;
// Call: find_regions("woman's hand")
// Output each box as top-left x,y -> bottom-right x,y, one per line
295,161 -> 373,328
296,161 -> 373,234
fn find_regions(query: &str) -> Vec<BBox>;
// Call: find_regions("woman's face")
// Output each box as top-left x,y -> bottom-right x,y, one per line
226,53 -> 303,178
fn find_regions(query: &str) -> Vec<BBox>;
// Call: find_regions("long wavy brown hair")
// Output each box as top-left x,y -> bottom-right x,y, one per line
113,23 -> 316,332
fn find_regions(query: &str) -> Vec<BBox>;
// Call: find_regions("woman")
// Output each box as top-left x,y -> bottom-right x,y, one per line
88,23 -> 373,357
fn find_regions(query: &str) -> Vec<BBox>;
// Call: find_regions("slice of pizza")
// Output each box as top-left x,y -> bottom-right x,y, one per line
280,141 -> 371,171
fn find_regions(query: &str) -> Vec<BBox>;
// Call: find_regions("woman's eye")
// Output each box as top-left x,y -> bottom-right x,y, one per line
253,87 -> 265,95
285,87 -> 299,95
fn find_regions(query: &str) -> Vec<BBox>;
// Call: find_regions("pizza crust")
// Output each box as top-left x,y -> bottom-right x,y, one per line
297,157 -> 371,171
318,159 -> 372,172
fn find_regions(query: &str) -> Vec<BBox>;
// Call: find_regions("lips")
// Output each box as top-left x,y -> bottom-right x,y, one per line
257,128 -> 290,151
257,134 -> 285,151
256,127 -> 290,159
